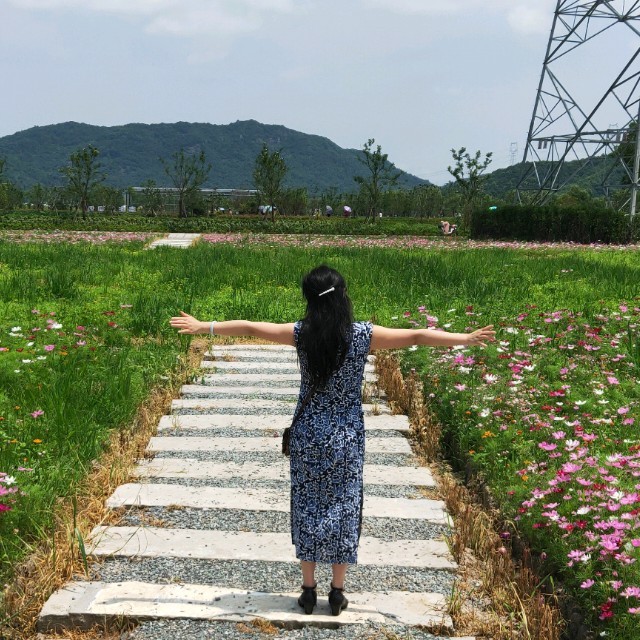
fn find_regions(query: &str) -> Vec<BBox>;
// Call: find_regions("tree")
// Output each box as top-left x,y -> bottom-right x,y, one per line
161,148 -> 211,218
28,183 -> 47,211
447,147 -> 493,228
411,184 -> 444,217
0,158 -> 6,183
94,184 -> 124,213
253,144 -> 288,222
354,139 -> 402,220
59,145 -> 106,216
139,180 -> 165,216
0,183 -> 22,212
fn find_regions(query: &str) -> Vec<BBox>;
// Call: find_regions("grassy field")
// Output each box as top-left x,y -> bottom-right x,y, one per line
0,238 -> 638,636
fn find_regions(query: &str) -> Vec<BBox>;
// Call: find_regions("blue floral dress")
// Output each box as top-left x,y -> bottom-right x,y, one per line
290,321 -> 373,564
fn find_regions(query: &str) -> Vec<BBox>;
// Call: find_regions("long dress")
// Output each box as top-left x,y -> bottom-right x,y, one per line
290,320 -> 373,564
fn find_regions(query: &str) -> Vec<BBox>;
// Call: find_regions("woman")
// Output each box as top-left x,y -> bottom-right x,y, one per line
170,265 -> 494,616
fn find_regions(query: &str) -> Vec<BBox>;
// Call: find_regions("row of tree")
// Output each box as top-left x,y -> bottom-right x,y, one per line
0,138 -> 500,223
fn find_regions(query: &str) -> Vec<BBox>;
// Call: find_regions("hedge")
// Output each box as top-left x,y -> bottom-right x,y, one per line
0,212 -> 445,237
470,204 -> 640,244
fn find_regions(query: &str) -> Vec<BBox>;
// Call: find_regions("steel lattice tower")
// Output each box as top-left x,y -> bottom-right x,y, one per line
516,1 -> 640,216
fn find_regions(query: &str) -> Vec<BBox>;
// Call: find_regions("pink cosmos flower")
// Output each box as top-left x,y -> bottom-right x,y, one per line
618,407 -> 630,415
581,579 -> 595,589
44,345 -> 55,352
624,418 -> 635,425
30,410 -> 44,418
607,376 -> 620,385
539,442 -> 557,451
621,587 -> 640,598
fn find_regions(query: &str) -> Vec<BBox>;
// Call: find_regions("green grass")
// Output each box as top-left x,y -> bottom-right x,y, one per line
0,240 -> 639,635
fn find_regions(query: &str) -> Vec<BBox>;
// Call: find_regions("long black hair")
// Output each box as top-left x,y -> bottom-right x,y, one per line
298,265 -> 354,389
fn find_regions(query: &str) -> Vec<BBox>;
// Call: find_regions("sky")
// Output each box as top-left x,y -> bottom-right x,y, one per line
0,0 -> 635,184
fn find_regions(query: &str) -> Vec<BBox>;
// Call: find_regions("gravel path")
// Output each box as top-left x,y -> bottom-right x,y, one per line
126,619 -> 450,639
126,619 -> 450,640
96,558 -> 455,595
118,507 -> 449,541
39,345 -> 469,640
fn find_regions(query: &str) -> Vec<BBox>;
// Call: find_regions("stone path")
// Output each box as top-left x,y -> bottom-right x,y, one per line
147,233 -> 201,249
38,344 -> 473,639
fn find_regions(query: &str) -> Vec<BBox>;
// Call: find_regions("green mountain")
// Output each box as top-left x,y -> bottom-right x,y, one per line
0,120 -> 427,193
484,155 -> 626,199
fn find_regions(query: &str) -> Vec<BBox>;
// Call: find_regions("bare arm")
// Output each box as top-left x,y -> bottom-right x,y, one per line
169,312 -> 296,346
370,324 -> 495,351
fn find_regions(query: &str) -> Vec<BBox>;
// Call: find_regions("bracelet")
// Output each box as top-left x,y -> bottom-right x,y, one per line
209,321 -> 216,336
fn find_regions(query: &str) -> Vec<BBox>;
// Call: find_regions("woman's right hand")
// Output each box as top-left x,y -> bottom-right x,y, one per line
169,311 -> 203,335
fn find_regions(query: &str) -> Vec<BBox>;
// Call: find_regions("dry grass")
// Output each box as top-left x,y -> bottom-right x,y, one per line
0,338 -> 209,640
374,351 -> 564,640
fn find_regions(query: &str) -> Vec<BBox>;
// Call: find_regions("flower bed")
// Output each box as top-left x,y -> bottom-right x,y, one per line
400,301 -> 640,637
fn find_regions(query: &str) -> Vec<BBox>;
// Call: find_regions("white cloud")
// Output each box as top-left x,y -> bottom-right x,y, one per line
362,0 -> 554,34
506,5 -> 554,35
7,0 -> 298,37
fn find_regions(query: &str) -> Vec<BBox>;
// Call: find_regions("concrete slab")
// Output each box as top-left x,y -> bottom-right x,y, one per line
205,350 -> 298,363
192,371 -> 377,386
133,459 -> 436,487
88,527 -> 456,570
201,360 -> 300,372
180,385 -> 299,397
106,484 -> 449,523
147,234 -> 201,249
200,360 -> 376,374
38,581 -> 453,632
195,373 -> 301,385
208,344 -> 297,351
157,413 -> 410,432
147,436 -> 412,454
171,398 -> 391,415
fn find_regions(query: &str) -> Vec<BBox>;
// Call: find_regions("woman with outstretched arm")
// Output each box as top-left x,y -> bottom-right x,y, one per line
170,265 -> 494,617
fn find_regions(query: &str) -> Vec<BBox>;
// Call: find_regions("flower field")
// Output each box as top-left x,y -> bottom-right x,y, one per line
0,236 -> 639,636
400,298 -> 640,636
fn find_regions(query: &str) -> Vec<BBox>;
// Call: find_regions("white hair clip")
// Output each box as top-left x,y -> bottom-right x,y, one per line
318,287 -> 335,297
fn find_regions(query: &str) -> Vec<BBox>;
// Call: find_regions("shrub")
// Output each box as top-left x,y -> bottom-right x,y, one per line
0,212 -> 444,237
470,204 -> 640,244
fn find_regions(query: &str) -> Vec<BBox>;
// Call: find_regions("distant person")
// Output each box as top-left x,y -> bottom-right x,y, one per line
170,265 -> 494,616
343,205 -> 352,218
439,221 -> 457,236
325,205 -> 333,217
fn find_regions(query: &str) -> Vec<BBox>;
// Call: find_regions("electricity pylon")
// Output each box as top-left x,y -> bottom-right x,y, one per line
516,1 -> 640,217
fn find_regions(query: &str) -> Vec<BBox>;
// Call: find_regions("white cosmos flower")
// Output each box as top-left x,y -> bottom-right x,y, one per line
594,389 -> 604,395
50,322 -> 62,330
505,327 -> 519,334
11,326 -> 21,332
575,400 -> 587,406
458,366 -> 471,374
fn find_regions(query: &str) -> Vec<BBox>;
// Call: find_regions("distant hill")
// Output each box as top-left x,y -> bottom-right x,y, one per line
483,155 -> 625,199
0,120 -> 427,193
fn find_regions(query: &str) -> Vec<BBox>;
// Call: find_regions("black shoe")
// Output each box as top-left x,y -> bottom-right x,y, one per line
328,583 -> 348,616
298,584 -> 317,615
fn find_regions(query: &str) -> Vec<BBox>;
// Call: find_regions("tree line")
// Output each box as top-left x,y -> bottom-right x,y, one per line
1,135 -> 629,224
